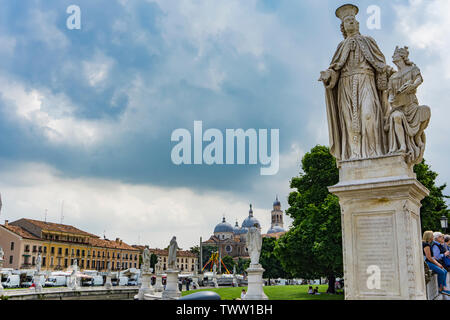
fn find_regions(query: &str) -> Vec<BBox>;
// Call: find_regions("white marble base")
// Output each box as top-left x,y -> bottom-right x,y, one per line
33,273 -> 44,293
137,271 -> 154,300
162,270 -> 181,300
243,265 -> 268,300
105,275 -> 112,290
154,274 -> 164,292
329,155 -> 428,300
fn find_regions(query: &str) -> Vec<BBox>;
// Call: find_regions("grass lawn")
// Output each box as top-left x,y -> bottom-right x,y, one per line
181,285 -> 344,300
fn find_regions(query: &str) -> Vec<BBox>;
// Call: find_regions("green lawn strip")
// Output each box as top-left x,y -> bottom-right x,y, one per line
181,285 -> 344,300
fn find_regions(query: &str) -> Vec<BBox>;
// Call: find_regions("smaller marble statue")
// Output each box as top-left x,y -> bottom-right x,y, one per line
155,256 -> 162,273
36,253 -> 42,273
194,262 -> 198,275
385,46 -> 431,165
233,265 -> 236,275
167,236 -> 180,270
213,263 -> 217,276
143,247 -> 151,272
246,223 -> 262,266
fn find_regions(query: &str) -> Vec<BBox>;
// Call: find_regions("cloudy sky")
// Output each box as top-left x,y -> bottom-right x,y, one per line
0,0 -> 449,249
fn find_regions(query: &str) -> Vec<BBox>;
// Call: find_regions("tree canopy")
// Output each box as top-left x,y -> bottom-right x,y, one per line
414,160 -> 449,231
274,145 -> 342,292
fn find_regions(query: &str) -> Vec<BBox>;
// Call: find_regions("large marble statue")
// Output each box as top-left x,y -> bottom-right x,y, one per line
167,236 -> 180,270
0,246 -> 4,261
319,4 -> 391,161
143,247 -> 151,272
245,223 -> 262,266
385,46 -> 431,164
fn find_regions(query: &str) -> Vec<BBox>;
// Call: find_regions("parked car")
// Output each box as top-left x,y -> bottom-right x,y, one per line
2,274 -> 21,288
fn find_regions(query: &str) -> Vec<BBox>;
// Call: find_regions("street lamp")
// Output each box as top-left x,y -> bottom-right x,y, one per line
440,215 -> 448,234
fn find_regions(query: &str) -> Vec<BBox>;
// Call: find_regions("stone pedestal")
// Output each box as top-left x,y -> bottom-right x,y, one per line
33,273 -> 44,293
162,270 -> 181,300
243,265 -> 268,300
154,274 -> 164,292
329,155 -> 428,300
137,271 -> 154,300
105,274 -> 112,290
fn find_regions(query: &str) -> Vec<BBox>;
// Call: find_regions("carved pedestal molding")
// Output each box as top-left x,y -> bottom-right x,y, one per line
329,155 -> 428,300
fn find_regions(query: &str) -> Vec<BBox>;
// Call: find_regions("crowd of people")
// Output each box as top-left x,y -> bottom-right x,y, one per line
422,231 -> 450,295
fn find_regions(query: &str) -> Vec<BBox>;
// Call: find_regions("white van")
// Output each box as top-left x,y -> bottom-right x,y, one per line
2,274 -> 21,288
92,275 -> 103,286
118,276 -> 128,286
45,275 -> 67,287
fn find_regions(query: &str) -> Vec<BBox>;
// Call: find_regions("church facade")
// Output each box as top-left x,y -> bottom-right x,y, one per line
202,197 -> 286,261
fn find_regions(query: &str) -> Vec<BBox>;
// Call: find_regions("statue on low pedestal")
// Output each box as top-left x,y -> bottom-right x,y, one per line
167,236 -> 180,270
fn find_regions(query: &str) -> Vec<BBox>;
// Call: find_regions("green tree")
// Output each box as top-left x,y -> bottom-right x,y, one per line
221,255 -> 236,273
274,145 -> 342,293
236,257 -> 250,274
260,237 -> 290,284
190,245 -> 200,256
150,253 -> 158,270
414,160 -> 449,231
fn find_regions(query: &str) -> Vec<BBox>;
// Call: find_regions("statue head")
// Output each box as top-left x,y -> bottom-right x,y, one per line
336,4 -> 360,38
393,46 -> 413,67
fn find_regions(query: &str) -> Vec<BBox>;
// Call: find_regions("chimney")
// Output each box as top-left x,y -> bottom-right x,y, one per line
116,238 -> 120,243
4,220 -> 8,226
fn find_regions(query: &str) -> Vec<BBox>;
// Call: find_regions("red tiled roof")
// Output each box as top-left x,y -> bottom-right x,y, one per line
262,231 -> 286,239
1,224 -> 40,240
21,218 -> 98,238
148,248 -> 197,258
89,237 -> 139,251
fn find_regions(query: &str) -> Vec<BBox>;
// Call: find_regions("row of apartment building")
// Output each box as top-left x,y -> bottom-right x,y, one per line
0,218 -> 197,273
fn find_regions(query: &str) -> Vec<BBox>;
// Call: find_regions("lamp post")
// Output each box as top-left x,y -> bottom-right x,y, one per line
440,215 -> 448,234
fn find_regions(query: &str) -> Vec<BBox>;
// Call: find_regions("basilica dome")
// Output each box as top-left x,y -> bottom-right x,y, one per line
214,217 -> 234,233
267,225 -> 285,234
241,204 -> 260,229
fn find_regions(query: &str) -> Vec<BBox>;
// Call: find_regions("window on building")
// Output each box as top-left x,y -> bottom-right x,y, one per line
10,242 -> 14,250
82,250 -> 85,257
72,248 -> 74,255
44,246 -> 47,253
76,249 -> 80,257
58,247 -> 62,255
87,260 -> 90,268
50,247 -> 55,254
9,256 -> 13,264
42,257 -> 46,266
32,245 -> 37,252
38,246 -> 42,253
25,245 -> 30,252
50,257 -> 54,266
65,248 -> 69,256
